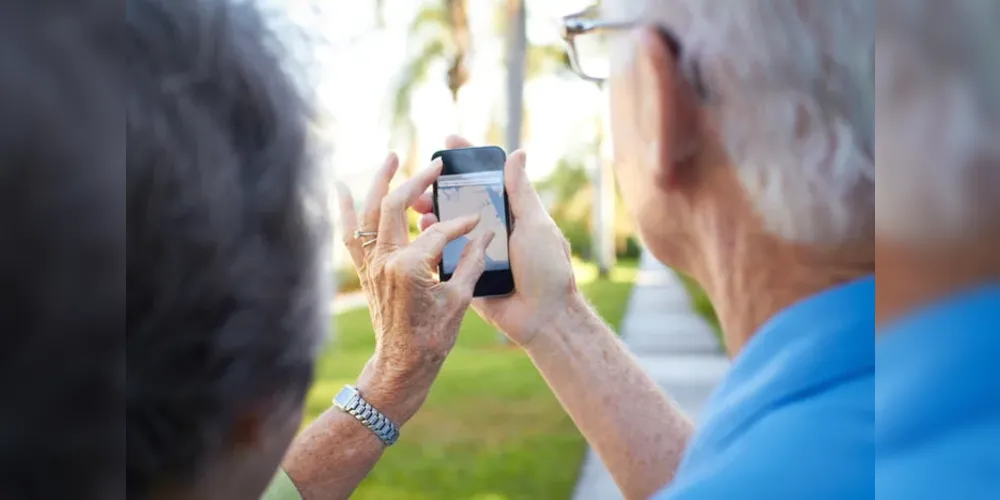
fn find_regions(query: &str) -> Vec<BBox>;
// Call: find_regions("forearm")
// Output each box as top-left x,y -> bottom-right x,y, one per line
280,409 -> 383,500
525,296 -> 694,500
281,356 -> 435,500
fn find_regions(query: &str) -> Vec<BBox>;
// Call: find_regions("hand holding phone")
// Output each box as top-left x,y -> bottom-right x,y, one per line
432,146 -> 515,297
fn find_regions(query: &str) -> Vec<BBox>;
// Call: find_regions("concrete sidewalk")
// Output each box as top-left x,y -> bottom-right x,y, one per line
572,253 -> 730,500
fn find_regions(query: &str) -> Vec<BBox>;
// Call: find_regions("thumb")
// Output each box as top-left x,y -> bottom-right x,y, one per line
449,231 -> 495,295
504,150 -> 546,221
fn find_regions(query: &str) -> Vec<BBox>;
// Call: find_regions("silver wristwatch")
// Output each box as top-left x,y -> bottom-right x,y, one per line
332,385 -> 400,446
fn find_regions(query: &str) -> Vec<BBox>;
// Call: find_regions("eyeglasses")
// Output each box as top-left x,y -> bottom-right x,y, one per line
561,6 -> 710,101
561,7 -> 634,84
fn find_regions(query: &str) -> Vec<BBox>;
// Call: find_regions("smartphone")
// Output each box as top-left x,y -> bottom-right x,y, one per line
431,146 -> 515,297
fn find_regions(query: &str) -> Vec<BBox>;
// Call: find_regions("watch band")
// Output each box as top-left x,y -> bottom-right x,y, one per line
332,385 -> 400,446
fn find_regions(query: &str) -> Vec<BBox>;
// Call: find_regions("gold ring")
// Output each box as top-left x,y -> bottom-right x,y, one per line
362,238 -> 377,248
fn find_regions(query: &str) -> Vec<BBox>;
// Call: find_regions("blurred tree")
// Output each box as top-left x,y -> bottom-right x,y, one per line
373,0 -> 386,29
387,0 -> 471,177
495,1 -> 571,151
537,159 -> 638,260
494,0 -> 618,273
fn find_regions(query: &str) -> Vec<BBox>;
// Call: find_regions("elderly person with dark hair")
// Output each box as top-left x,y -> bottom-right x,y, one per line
877,1 -> 1000,498
126,0 -> 492,499
0,1 -> 121,499
126,0 -> 322,496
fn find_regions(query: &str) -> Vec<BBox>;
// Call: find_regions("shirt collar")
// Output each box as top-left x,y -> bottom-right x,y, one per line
729,275 -> 874,384
702,275 -> 875,443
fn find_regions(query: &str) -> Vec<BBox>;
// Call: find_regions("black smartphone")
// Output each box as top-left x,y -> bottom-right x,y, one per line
431,146 -> 515,297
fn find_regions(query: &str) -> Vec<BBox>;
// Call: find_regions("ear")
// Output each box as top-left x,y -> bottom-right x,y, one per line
230,399 -> 302,453
231,409 -> 267,451
633,27 -> 703,190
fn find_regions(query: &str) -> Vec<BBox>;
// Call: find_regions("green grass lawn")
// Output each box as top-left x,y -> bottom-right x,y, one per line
675,272 -> 723,349
305,259 -> 638,500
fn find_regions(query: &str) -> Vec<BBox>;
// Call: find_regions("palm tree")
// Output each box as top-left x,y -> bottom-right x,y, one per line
503,0 -> 526,154
387,0 -> 472,177
444,0 -> 472,103
497,0 -> 570,151
498,1 -> 613,276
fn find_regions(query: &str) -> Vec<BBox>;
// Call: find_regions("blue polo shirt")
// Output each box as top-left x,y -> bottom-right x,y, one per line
876,284 -> 1000,500
655,276 -> 874,499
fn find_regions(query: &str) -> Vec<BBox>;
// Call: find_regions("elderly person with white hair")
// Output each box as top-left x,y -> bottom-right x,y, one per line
405,1 -> 875,499
877,1 -> 1000,499
271,0 -> 874,499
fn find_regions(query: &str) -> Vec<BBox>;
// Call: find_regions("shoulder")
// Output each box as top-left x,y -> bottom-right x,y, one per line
663,376 -> 874,500
876,288 -> 1000,500
878,417 -> 1000,500
735,376 -> 873,495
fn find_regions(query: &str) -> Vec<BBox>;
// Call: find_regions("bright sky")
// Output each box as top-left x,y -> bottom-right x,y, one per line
263,0 -> 605,265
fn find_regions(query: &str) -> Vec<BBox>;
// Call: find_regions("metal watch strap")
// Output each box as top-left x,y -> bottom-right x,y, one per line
332,385 -> 400,446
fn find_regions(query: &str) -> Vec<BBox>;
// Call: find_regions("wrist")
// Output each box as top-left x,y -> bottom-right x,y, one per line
354,354 -> 439,426
521,292 -> 597,354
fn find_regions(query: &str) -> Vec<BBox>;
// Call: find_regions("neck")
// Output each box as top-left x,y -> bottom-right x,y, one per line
687,209 -> 873,357
876,238 -> 1000,326
154,489 -> 211,500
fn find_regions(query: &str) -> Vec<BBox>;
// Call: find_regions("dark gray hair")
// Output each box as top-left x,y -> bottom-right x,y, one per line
0,0 -> 125,499
127,0 -> 325,496
0,0 -> 122,498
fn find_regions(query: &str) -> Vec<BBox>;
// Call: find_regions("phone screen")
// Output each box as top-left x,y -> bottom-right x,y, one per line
437,169 -> 509,275
432,146 -> 514,297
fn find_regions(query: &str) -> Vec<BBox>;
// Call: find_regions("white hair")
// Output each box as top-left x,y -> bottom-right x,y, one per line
877,0 -> 1000,242
608,0 -> 874,244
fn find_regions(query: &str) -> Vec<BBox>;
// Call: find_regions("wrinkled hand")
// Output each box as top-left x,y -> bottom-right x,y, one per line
337,154 -> 494,423
412,136 -> 579,348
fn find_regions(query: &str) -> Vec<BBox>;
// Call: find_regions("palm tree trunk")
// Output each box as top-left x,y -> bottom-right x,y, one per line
593,88 -> 616,278
446,0 -> 470,100
442,0 -> 470,134
504,0 -> 527,153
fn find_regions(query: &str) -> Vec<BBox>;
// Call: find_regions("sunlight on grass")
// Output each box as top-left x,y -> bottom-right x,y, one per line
306,258 -> 638,499
573,257 -> 639,286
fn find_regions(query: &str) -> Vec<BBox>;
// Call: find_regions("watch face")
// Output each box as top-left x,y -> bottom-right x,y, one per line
333,386 -> 357,409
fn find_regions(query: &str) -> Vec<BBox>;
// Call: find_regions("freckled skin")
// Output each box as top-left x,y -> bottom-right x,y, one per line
283,154 -> 494,500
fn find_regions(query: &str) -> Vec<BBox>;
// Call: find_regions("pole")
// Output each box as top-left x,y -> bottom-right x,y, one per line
497,0 -> 526,344
593,84 -> 616,278
504,0 -> 526,154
